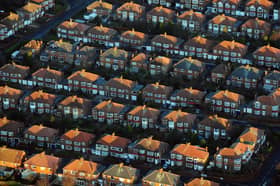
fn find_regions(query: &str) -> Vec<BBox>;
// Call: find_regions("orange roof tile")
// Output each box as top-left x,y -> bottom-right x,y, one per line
184,36 -> 214,50
185,178 -> 220,186
0,146 -> 25,166
121,29 -> 147,41
143,168 -> 180,185
67,69 -> 100,82
163,110 -> 197,123
242,18 -> 271,33
94,100 -> 125,113
24,152 -> 61,170
128,105 -> 160,119
253,45 -> 280,58
0,117 -> 24,132
25,90 -> 57,104
152,33 -> 180,45
86,0 -> 112,11
131,53 -> 147,62
59,95 -> 91,107
0,62 -> 29,75
32,67 -> 63,81
105,76 -> 136,90
97,133 -> 131,148
117,2 -> 145,13
136,136 -> 169,151
143,82 -> 173,95
200,115 -> 231,129
212,90 -> 244,103
213,40 -> 247,54
210,14 -> 237,25
238,127 -> 265,144
61,129 -> 95,142
63,158 -> 102,176
246,0 -> 274,8
148,6 -> 175,17
178,10 -> 205,23
26,124 -> 58,137
19,2 -> 41,13
172,143 -> 209,160
152,56 -> 172,66
58,20 -> 90,32
0,85 -> 23,98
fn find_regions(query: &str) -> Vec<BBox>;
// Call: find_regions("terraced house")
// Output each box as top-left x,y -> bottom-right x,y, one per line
147,0 -> 174,7
210,63 -> 231,83
127,105 -> 160,129
161,110 -> 197,132
198,115 -> 232,139
60,129 -> 95,153
99,47 -> 129,70
86,0 -> 113,18
120,29 -> 147,47
185,178 -> 219,186
57,95 -> 92,119
245,0 -> 274,19
149,56 -> 172,75
142,169 -> 180,185
0,146 -> 26,169
92,100 -> 129,124
170,143 -> 209,171
142,82 -> 173,105
228,65 -> 263,89
24,124 -> 58,148
102,163 -> 139,186
176,0 -> 210,10
87,25 -> 118,46
147,6 -> 175,24
173,57 -> 205,79
16,2 -> 44,26
253,45 -> 280,69
0,117 -> 24,144
63,158 -> 104,186
252,88 -> 280,117
263,70 -> 280,92
23,90 -> 58,114
31,0 -> 55,11
31,67 -> 63,89
151,33 -> 183,54
102,76 -> 142,101
0,86 -> 23,110
241,18 -> 271,39
0,63 -> 30,83
0,12 -> 22,40
129,53 -> 149,72
177,10 -> 205,31
128,136 -> 169,164
212,0 -> 241,15
169,87 -> 206,107
24,152 -> 61,175
212,40 -> 248,63
206,90 -> 245,114
183,36 -> 215,58
57,20 -> 90,42
116,2 -> 145,21
67,69 -> 104,94
94,133 -> 131,158
208,14 -> 239,34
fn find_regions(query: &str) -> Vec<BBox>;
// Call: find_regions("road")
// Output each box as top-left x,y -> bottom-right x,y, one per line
21,0 -> 94,41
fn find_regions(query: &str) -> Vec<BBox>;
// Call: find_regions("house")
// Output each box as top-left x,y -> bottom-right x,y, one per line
149,56 -> 172,75
253,45 -> 280,69
228,65 -> 263,89
127,105 -> 161,129
142,82 -> 173,105
60,129 -> 95,153
208,14 -> 239,35
87,25 -> 118,46
32,67 -> 63,89
252,88 -> 280,117
99,47 -> 129,70
0,85 -> 23,110
0,146 -> 25,168
57,20 -> 90,42
183,36 -> 215,58
169,87 -> 206,107
170,143 -> 209,171
212,40 -> 248,63
128,136 -> 169,164
24,152 -> 61,175
23,90 -> 57,114
241,18 -> 271,39
92,100 -> 129,124
129,53 -> 148,73
185,178 -> 219,186
67,69 -> 104,94
245,0 -> 274,19
212,0 -> 241,15
173,57 -> 205,79
0,12 -> 22,40
198,115 -> 232,139
161,110 -> 197,132
120,29 -> 147,47
237,127 -> 266,152
24,124 -> 58,148
57,95 -> 92,119
0,117 -> 24,144
147,0 -> 174,7
151,33 -> 183,54
215,142 -> 255,171
102,163 -> 139,186
142,169 -> 180,185
94,133 -> 131,159
177,10 -> 205,31
19,40 -> 43,58
206,90 -> 245,114
263,70 -> 280,92
176,0 -> 210,10
103,76 -> 143,101
31,0 -> 55,11
210,63 -> 231,83
16,2 -> 44,26
147,6 -> 175,24
86,0 -> 113,18
116,2 -> 145,21
63,158 -> 104,186
73,45 -> 97,67
0,62 -> 30,83
40,40 -> 75,64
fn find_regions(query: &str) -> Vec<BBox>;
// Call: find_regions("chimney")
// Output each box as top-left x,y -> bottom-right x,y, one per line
119,162 -> 124,168
80,69 -> 86,77
112,132 -> 115,137
4,85 -> 9,94
159,168 -> 163,174
38,90 -> 43,97
155,82 -> 159,88
80,157 -> 84,161
100,24 -> 103,28
2,116 -> 7,122
164,32 -> 167,37
72,95 -> 77,102
142,105 -> 146,110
